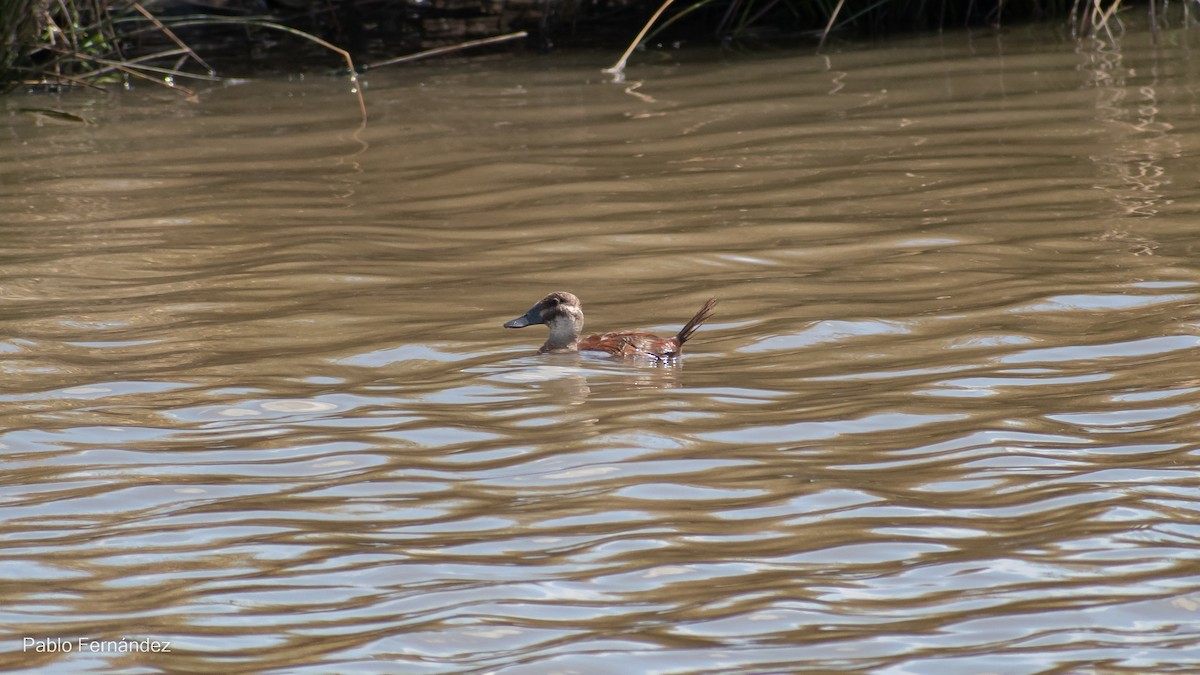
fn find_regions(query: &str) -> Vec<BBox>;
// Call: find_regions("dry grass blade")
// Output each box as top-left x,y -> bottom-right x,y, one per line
72,51 -> 197,96
603,0 -> 677,74
1093,0 -> 1123,40
818,0 -> 846,52
131,1 -> 214,74
167,17 -> 366,120
82,48 -> 224,81
364,31 -> 527,70
13,67 -> 105,90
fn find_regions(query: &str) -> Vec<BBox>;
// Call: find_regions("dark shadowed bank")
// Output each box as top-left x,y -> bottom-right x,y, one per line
0,0 -> 1170,92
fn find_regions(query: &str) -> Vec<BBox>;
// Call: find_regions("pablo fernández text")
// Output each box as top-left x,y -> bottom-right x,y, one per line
23,637 -> 172,654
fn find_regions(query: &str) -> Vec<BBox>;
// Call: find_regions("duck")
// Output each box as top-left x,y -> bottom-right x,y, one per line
504,292 -> 717,359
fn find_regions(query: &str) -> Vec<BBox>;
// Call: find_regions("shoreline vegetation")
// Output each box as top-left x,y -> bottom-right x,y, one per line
0,0 -> 1170,97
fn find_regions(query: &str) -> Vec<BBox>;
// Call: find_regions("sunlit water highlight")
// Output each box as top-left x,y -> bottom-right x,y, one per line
3,19 -> 1200,674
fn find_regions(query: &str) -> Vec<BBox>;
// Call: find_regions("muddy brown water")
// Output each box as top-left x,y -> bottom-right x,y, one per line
3,21 -> 1200,674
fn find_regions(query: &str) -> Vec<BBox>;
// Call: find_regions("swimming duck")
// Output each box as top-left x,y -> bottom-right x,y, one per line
504,292 -> 717,359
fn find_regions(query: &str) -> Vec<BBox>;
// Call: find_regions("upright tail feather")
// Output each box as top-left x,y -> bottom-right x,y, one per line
675,297 -> 718,346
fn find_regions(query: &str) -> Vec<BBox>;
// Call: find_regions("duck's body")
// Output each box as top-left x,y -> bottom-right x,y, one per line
504,292 -> 717,359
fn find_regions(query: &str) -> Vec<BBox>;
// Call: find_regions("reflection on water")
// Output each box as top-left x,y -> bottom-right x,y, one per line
3,18 -> 1200,674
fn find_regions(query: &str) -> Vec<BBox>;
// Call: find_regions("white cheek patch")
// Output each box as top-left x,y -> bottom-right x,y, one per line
547,315 -> 574,340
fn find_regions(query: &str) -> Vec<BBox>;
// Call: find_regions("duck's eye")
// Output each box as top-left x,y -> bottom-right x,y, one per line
547,297 -> 560,306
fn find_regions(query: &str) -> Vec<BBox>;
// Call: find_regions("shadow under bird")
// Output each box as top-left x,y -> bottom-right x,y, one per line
504,292 -> 718,359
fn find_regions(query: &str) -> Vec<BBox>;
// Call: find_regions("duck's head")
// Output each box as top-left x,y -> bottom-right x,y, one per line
504,291 -> 584,351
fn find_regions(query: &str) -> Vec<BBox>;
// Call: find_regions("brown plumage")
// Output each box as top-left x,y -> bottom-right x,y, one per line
504,293 -> 718,359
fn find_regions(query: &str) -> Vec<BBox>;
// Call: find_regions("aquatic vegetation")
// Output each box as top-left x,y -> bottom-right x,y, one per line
0,0 -> 38,83
0,0 -> 522,94
0,0 -> 216,94
598,0 -> 1195,72
607,0 -> 1147,72
0,0 -> 1169,87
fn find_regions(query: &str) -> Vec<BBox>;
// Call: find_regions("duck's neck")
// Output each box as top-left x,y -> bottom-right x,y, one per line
540,312 -> 583,353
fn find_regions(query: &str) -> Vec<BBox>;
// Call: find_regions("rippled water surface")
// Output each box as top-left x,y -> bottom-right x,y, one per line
4,20 -> 1200,674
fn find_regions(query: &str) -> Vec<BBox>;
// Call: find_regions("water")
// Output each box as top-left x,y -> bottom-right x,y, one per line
3,19 -> 1200,674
